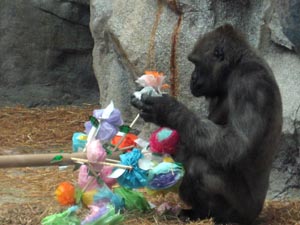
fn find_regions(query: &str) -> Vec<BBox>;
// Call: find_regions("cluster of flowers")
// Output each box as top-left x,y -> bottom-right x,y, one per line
42,71 -> 184,225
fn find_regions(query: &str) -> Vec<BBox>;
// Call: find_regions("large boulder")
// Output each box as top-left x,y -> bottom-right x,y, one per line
90,0 -> 300,198
0,0 -> 98,106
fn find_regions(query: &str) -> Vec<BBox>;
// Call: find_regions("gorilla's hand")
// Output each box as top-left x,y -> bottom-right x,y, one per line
131,94 -> 180,127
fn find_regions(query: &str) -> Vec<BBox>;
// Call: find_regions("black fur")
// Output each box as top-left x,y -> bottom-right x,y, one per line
131,24 -> 282,224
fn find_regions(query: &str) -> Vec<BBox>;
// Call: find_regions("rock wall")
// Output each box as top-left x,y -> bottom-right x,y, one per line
0,0 -> 99,106
90,0 -> 300,198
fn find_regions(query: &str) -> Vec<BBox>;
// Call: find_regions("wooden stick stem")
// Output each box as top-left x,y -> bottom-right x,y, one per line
130,113 -> 140,127
82,176 -> 95,192
105,158 -> 120,163
71,157 -> 132,170
119,145 -> 136,151
112,114 -> 140,152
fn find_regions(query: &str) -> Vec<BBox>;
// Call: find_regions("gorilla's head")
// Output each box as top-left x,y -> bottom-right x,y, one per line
188,24 -> 248,98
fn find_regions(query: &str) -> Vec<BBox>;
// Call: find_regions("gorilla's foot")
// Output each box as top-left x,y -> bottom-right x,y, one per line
178,209 -> 192,222
178,208 -> 208,222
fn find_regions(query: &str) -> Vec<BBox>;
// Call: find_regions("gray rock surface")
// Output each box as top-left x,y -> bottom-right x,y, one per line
0,0 -> 98,107
90,0 -> 300,198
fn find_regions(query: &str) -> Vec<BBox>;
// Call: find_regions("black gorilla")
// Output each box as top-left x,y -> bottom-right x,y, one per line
131,24 -> 282,224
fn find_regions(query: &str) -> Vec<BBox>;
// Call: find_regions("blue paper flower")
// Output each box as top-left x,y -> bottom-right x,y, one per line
93,185 -> 125,211
117,149 -> 148,189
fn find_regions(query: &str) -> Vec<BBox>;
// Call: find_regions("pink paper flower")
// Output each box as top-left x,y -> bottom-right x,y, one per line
87,140 -> 107,171
78,165 -> 101,191
100,166 -> 117,188
135,71 -> 169,93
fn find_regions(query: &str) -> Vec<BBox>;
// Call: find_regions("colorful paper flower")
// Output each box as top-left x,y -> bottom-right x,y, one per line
84,108 -> 123,142
93,185 -> 125,211
147,162 -> 184,190
136,71 -> 169,93
42,206 -> 80,225
100,166 -> 117,188
149,127 -> 179,155
72,132 -> 87,152
81,204 -> 109,225
78,164 -> 117,192
55,182 -> 76,206
78,165 -> 101,191
87,139 -> 107,171
111,133 -> 138,150
82,189 -> 98,206
81,204 -> 124,225
133,86 -> 162,100
81,185 -> 124,211
116,149 -> 148,189
114,187 -> 151,212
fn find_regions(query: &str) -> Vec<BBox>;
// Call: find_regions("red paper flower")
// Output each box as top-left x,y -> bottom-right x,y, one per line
149,127 -> 179,155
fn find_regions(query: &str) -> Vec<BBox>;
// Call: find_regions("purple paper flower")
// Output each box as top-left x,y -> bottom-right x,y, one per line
148,172 -> 178,189
81,204 -> 108,225
84,108 -> 123,142
147,162 -> 184,190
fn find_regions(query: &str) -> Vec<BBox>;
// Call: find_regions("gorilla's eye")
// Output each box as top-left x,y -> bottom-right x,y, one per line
213,47 -> 224,61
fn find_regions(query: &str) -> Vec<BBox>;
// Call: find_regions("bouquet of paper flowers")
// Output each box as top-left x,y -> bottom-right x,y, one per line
42,71 -> 184,225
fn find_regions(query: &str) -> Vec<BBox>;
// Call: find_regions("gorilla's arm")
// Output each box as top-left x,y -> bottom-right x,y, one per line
133,70 -> 269,167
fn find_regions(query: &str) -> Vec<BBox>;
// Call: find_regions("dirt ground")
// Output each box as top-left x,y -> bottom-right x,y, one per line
0,105 -> 300,225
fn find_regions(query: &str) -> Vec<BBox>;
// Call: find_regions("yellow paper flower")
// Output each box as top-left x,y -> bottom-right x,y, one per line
82,189 -> 97,206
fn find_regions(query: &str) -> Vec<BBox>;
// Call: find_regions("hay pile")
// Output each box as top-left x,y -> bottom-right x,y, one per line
0,106 -> 299,225
0,105 -> 95,151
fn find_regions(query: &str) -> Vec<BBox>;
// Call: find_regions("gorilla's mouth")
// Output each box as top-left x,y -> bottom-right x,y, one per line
190,87 -> 202,97
190,80 -> 202,97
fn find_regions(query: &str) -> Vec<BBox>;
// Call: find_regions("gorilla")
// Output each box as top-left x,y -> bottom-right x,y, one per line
131,24 -> 282,224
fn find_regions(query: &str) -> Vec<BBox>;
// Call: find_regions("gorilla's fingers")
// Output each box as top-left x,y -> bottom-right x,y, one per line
140,111 -> 154,122
141,93 -> 155,105
130,95 -> 144,110
140,104 -> 152,113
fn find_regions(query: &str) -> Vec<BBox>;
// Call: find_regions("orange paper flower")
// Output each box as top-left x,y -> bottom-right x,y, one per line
55,181 -> 76,206
111,133 -> 138,150
136,71 -> 170,92
144,70 -> 164,77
